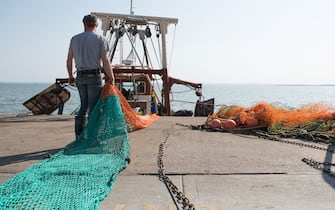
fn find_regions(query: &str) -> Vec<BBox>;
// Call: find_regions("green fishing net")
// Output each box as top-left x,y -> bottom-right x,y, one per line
0,93 -> 129,209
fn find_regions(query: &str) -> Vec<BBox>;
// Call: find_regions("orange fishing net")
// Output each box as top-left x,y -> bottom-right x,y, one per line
102,84 -> 159,131
207,101 -> 335,129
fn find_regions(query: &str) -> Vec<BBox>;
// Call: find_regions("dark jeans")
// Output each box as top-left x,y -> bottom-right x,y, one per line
75,73 -> 102,136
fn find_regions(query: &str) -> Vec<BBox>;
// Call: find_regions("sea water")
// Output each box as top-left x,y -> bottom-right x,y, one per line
171,83 -> 335,111
0,83 -> 80,115
1,82 -> 335,115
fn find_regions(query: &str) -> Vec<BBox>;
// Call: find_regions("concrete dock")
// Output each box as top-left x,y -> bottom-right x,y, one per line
1,115 -> 335,210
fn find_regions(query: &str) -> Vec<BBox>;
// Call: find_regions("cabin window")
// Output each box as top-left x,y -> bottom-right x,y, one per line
136,82 -> 146,94
121,82 -> 134,100
120,81 -> 146,100
122,82 -> 134,91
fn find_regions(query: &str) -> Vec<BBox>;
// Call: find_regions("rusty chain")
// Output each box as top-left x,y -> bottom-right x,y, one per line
158,124 -> 195,210
253,130 -> 335,177
253,130 -> 335,154
301,158 -> 335,177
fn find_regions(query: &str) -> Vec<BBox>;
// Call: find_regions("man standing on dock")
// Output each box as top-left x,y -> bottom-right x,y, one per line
66,14 -> 115,138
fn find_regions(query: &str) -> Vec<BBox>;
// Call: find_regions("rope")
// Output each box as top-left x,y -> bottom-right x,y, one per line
150,36 -> 161,67
171,88 -> 194,94
168,24 -> 177,70
124,27 -> 144,67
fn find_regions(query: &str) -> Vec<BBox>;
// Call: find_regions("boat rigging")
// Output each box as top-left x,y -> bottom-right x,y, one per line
92,12 -> 205,115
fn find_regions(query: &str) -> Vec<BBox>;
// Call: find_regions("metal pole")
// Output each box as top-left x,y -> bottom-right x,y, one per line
160,21 -> 171,115
130,0 -> 134,15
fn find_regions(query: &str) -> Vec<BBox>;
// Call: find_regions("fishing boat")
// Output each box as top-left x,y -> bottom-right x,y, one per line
25,11 -> 214,116
91,11 -> 213,116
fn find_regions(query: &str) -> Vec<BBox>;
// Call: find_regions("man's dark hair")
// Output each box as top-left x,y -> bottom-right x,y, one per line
83,15 -> 98,27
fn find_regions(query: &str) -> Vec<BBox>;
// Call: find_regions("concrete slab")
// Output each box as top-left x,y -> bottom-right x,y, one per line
100,175 -> 183,210
0,115 -> 74,175
183,174 -> 335,210
162,127 -> 330,175
101,174 -> 335,210
1,115 -> 335,210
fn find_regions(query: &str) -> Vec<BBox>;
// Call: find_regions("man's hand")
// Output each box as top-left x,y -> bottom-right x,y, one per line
105,78 -> 115,85
68,76 -> 75,86
108,80 -> 115,85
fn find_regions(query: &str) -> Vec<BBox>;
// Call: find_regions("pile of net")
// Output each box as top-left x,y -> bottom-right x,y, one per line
206,101 -> 335,142
102,84 -> 159,131
0,84 -> 158,209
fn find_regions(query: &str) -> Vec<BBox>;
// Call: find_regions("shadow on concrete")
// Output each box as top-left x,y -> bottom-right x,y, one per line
322,144 -> 335,189
0,117 -> 73,123
0,148 -> 63,166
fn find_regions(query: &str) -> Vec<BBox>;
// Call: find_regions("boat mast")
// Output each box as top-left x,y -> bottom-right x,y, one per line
130,0 -> 134,15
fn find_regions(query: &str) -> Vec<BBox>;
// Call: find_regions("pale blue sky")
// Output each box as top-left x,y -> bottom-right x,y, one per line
1,0 -> 335,84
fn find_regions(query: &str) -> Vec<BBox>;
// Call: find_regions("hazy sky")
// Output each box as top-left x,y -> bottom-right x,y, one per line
1,0 -> 335,84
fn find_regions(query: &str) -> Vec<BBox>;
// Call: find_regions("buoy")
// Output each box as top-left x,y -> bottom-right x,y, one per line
245,117 -> 258,127
222,119 -> 237,129
210,119 -> 222,129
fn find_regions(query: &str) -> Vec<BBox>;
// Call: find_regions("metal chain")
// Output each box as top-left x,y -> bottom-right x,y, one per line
158,124 -> 195,210
180,124 -> 335,154
253,130 -> 335,154
247,130 -> 335,177
301,158 -> 335,178
175,123 -> 192,129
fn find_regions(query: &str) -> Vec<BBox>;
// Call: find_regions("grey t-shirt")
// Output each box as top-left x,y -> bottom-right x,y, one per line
69,32 -> 110,71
